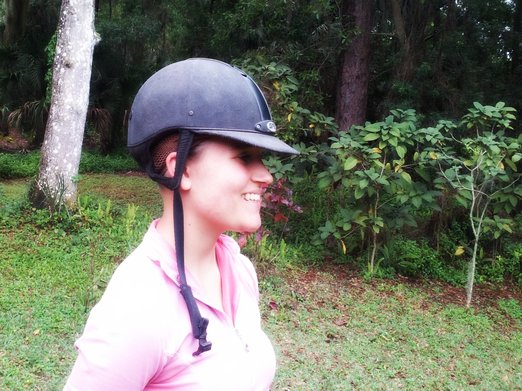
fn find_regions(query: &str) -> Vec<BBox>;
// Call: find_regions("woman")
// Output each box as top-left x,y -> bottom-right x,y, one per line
64,58 -> 298,390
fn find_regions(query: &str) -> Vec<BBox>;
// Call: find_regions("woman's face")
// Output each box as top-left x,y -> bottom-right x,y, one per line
182,138 -> 274,235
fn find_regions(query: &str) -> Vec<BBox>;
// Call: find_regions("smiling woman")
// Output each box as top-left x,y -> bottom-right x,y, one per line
63,58 -> 298,390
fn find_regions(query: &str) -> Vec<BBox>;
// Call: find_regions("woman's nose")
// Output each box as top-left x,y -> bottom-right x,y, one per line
252,160 -> 274,186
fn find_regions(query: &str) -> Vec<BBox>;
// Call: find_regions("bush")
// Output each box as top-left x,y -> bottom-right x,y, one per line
382,238 -> 443,278
0,150 -> 139,180
477,241 -> 522,286
0,151 -> 40,179
79,151 -> 138,174
380,237 -> 466,284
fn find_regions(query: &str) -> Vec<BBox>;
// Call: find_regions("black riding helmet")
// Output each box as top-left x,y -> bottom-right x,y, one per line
127,58 -> 298,356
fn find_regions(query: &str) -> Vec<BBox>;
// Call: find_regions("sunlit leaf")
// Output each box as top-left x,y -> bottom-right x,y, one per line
341,239 -> 347,255
455,246 -> 465,256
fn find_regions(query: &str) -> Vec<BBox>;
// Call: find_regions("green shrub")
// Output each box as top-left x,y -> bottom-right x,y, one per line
79,151 -> 138,174
0,151 -> 139,180
382,238 -> 443,278
380,237 -> 466,284
478,241 -> 522,286
0,151 -> 40,179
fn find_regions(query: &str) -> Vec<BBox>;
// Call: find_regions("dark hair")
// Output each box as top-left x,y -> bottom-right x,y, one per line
151,132 -> 215,175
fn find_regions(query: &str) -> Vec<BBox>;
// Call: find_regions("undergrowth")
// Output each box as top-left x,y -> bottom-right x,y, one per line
1,175 -> 521,390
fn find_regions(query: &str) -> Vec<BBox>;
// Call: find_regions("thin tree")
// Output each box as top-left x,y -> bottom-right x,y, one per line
30,0 -> 99,211
436,102 -> 521,307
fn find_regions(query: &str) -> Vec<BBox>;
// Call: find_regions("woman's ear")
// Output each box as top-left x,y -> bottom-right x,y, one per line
165,151 -> 192,190
164,151 -> 177,178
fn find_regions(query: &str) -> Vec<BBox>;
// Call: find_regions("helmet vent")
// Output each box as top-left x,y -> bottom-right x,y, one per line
255,120 -> 277,134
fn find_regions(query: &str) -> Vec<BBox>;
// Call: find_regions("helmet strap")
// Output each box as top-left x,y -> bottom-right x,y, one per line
171,130 -> 212,356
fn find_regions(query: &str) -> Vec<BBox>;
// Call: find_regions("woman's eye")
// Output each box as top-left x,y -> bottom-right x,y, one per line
238,153 -> 255,163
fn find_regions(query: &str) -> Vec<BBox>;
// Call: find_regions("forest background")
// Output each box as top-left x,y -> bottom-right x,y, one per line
1,0 -> 522,299
1,0 -> 522,389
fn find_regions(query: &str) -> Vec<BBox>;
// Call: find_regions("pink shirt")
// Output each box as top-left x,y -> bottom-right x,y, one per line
64,221 -> 276,390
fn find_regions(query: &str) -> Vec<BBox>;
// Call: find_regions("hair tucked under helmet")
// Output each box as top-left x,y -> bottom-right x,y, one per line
127,58 -> 298,356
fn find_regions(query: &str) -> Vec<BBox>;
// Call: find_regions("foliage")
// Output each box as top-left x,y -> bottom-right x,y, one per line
0,150 -> 39,178
2,183 -> 521,389
237,57 -> 337,144
314,101 -> 521,298
79,150 -> 138,174
0,150 -> 138,179
317,108 -> 441,272
0,189 -> 151,389
431,102 -> 521,306
381,238 -> 444,279
477,241 -> 522,285
238,177 -> 304,258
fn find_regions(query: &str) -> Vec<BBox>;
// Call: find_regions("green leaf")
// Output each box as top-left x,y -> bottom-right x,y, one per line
359,179 -> 369,189
376,177 -> 390,186
363,133 -> 380,142
390,128 -> 401,138
365,123 -> 381,132
396,145 -> 406,159
455,194 -> 470,208
473,101 -> 484,111
318,177 -> 332,189
415,168 -> 431,182
344,156 -> 359,171
400,171 -> 412,182
354,188 -> 365,199
505,158 -> 517,171
509,195 -> 518,208
490,145 -> 501,155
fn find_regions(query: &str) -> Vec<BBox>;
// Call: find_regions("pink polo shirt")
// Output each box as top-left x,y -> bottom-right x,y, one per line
64,220 -> 276,390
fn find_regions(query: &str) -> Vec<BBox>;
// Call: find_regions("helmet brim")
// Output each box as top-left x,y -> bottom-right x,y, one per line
194,128 -> 299,155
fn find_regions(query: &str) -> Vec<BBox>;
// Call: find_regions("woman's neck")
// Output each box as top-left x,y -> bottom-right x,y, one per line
156,211 -> 219,268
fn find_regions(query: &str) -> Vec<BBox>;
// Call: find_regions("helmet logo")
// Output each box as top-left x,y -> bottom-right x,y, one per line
255,120 -> 277,134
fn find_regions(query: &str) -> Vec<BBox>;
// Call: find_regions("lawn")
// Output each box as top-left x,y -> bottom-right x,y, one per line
1,174 -> 521,390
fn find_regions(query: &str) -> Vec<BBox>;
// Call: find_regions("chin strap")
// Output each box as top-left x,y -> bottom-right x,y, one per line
168,130 -> 212,356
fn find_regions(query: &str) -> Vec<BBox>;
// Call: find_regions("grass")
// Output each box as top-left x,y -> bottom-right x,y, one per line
1,174 -> 521,390
262,271 -> 521,390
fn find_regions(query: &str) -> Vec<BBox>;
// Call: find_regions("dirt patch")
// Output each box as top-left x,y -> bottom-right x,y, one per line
266,261 -> 522,312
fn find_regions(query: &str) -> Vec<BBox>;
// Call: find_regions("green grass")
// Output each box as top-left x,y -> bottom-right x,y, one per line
262,273 -> 522,390
1,175 -> 521,390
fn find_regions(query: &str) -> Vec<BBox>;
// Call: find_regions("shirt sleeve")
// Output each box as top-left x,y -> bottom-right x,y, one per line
64,258 -> 167,390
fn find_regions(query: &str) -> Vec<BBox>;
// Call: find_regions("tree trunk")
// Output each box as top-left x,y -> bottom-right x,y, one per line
466,231 -> 480,308
388,0 -> 431,82
511,0 -> 522,75
335,0 -> 372,132
3,0 -> 29,45
30,0 -> 98,211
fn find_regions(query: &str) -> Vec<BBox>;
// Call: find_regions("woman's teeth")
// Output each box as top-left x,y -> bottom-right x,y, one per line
243,193 -> 261,201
